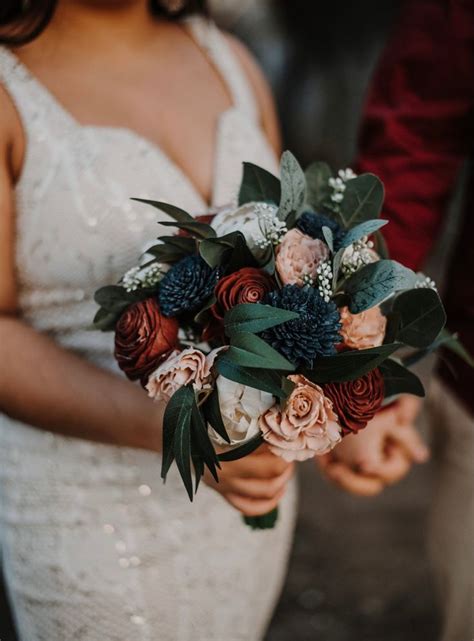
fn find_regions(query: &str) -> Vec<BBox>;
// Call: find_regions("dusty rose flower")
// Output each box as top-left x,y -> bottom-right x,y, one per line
339,305 -> 386,350
276,228 -> 329,286
259,374 -> 342,461
146,347 -> 221,402
114,298 -> 178,385
211,267 -> 274,321
323,368 -> 385,435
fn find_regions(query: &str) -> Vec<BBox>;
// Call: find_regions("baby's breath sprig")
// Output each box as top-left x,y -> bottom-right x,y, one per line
328,168 -> 356,203
415,274 -> 437,291
316,260 -> 333,303
340,237 -> 376,278
121,262 -> 163,292
253,203 -> 288,250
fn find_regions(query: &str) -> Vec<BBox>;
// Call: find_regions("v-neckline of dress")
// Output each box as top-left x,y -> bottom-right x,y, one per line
4,18 -> 240,210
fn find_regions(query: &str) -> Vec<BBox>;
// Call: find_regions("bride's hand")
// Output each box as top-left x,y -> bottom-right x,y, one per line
204,444 -> 294,516
316,396 -> 428,496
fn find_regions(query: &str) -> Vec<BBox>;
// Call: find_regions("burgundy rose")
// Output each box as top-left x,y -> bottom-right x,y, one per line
211,267 -> 274,321
322,368 -> 385,435
114,298 -> 179,385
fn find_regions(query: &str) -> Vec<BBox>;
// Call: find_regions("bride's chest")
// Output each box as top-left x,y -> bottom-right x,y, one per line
14,108 -> 278,294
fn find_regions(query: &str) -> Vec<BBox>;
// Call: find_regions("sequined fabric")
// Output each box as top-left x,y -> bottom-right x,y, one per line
0,17 -> 297,641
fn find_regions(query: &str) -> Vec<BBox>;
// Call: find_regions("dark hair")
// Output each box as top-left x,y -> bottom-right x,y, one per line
0,0 -> 209,47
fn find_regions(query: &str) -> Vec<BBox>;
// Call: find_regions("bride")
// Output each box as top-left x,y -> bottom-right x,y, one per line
0,1 -> 297,639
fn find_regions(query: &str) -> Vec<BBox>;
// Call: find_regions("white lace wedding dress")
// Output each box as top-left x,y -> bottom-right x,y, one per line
0,17 -> 297,641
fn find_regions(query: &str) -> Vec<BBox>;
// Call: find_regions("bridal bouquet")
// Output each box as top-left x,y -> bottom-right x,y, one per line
94,152 -> 468,529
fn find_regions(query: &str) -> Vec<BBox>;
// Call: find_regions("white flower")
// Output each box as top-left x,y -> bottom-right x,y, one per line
340,238 -> 379,277
211,376 -> 275,446
121,262 -> 164,292
211,202 -> 284,258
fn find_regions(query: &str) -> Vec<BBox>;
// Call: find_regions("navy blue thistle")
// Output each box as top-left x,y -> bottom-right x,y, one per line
261,285 -> 342,367
296,211 -> 345,250
159,255 -> 220,318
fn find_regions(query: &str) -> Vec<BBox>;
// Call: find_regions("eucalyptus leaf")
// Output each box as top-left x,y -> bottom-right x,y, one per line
131,198 -> 194,223
199,232 -> 257,270
339,173 -> 384,228
379,359 -> 425,398
218,434 -> 264,462
228,333 -> 295,371
157,235 -> 197,253
94,285 -> 130,312
278,151 -> 306,221
332,247 -> 345,289
238,162 -> 281,206
322,226 -> 334,252
402,328 -> 474,368
344,260 -> 417,313
304,161 -> 332,209
216,356 -> 287,397
224,303 -> 299,336
304,343 -> 401,383
393,288 -> 446,348
92,306 -> 121,332
341,219 -> 388,248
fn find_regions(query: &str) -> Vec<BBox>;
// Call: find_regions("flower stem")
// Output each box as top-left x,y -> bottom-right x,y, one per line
243,507 -> 279,530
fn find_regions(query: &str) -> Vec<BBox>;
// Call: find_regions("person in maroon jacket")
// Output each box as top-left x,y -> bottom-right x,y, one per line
319,1 -> 474,639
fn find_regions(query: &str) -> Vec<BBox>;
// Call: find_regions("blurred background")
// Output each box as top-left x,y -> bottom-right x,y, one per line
1,1 -> 462,639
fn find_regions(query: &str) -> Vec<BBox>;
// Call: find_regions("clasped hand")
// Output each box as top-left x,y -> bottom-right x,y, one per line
317,396 -> 429,496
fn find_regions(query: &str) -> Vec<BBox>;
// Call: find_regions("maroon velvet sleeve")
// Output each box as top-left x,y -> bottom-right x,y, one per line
355,0 -> 474,270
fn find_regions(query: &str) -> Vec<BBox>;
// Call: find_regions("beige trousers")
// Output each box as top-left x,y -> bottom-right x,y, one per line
427,379 -> 474,641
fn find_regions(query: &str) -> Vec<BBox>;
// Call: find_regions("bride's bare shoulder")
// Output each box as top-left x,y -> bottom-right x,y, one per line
224,33 -> 281,155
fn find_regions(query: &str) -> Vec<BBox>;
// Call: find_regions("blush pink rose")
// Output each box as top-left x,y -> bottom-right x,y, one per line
275,228 -> 329,286
339,305 -> 386,350
259,374 -> 342,461
146,347 -> 221,402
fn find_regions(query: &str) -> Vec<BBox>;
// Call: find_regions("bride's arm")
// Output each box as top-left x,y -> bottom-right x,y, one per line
0,88 -> 162,451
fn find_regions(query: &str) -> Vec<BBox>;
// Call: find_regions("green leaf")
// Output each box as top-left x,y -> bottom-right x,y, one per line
131,199 -> 194,223
238,162 -> 281,206
322,226 -> 334,252
402,328 -> 474,368
344,259 -> 417,313
227,333 -> 295,371
218,434 -> 264,462
92,306 -> 121,331
146,243 -> 191,264
94,285 -> 130,311
162,386 -> 195,499
379,359 -> 425,398
374,230 -> 389,259
157,235 -> 197,253
216,357 -> 287,397
341,219 -> 388,248
192,455 -> 204,492
305,161 -> 332,209
339,173 -> 384,228
393,288 -> 447,348
224,303 -> 299,336
191,402 -> 219,482
304,343 -> 401,383
203,389 -> 231,444
199,232 -> 257,270
278,151 -> 306,221
158,220 -> 216,239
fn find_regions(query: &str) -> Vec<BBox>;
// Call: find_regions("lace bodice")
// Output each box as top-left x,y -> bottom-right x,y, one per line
0,16 -> 278,368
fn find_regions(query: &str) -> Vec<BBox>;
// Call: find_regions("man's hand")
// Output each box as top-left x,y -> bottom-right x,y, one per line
316,396 -> 428,496
204,444 -> 294,516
